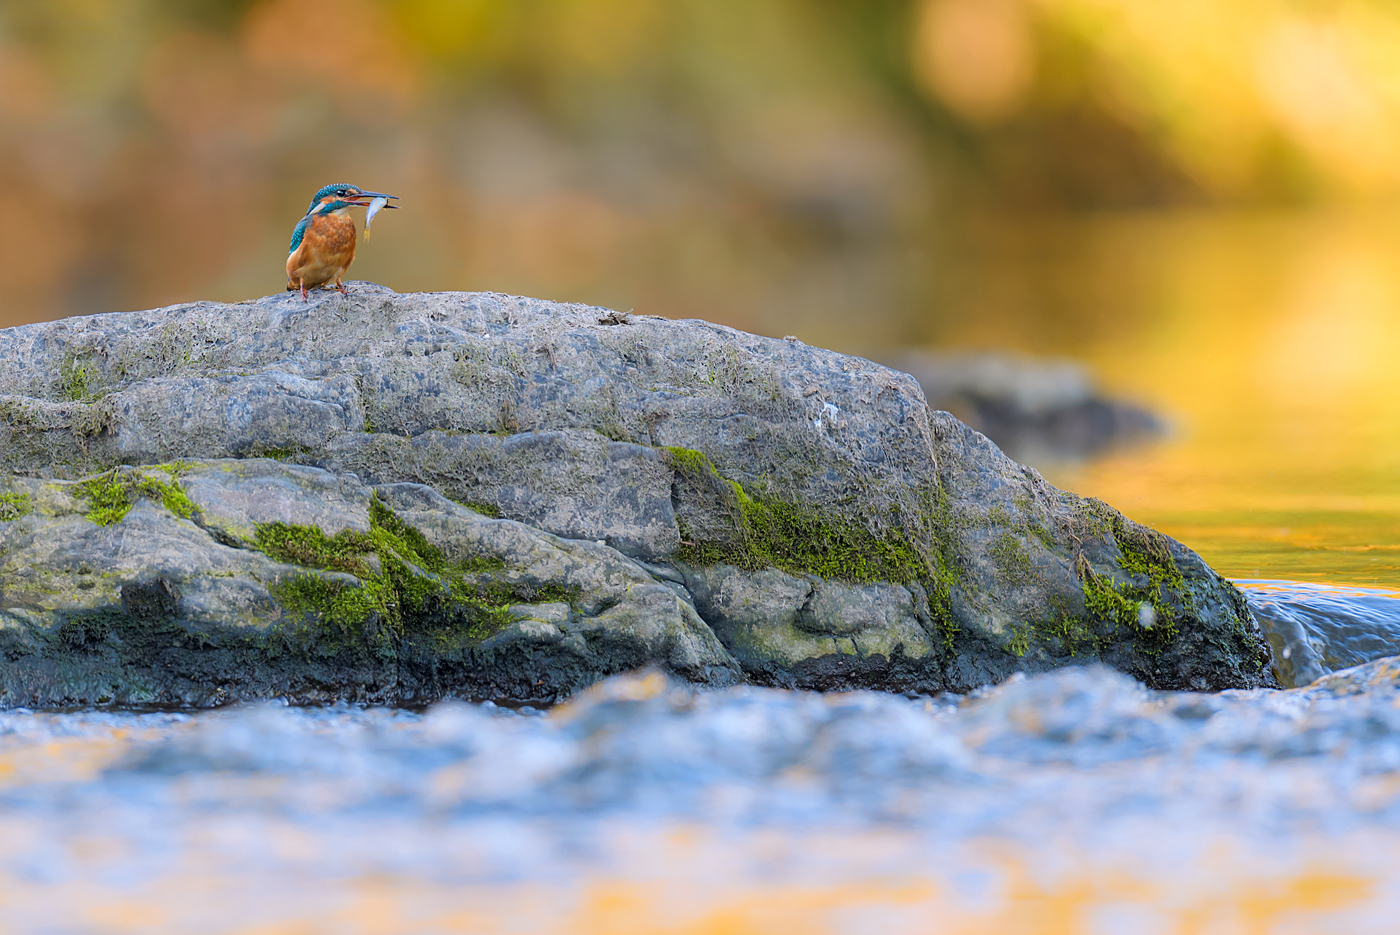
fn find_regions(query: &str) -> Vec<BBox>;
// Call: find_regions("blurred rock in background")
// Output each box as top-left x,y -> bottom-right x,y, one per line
893,351 -> 1163,465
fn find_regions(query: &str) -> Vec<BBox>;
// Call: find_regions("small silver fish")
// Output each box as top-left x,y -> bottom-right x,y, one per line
364,196 -> 389,240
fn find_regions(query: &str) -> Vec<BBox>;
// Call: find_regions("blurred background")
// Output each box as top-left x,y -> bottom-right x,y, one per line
5,0 -> 1400,585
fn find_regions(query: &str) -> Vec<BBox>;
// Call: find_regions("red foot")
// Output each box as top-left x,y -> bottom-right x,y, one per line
336,281 -> 348,296
300,284 -> 308,302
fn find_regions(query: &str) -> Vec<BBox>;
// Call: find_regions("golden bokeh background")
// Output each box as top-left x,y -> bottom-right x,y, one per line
6,0 -> 1400,584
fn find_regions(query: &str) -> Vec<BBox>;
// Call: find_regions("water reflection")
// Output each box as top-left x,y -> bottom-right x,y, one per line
868,210 -> 1400,589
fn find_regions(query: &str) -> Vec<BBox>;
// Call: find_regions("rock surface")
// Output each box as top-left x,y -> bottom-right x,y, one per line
0,286 -> 1275,705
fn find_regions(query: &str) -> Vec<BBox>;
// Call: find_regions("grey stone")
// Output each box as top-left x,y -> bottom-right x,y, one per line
681,563 -> 940,692
323,430 -> 678,559
0,461 -> 740,706
181,458 -> 371,544
0,286 -> 1277,703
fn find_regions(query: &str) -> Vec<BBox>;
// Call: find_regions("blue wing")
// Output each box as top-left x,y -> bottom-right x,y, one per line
288,215 -> 312,255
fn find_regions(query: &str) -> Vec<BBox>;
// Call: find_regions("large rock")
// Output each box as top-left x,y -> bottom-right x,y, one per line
0,286 -> 1275,704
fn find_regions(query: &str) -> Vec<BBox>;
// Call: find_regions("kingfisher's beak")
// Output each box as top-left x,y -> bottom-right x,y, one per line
352,191 -> 399,204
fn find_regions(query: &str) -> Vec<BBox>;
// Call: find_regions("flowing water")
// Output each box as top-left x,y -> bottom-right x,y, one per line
6,664 -> 1400,934
8,211 -> 1400,932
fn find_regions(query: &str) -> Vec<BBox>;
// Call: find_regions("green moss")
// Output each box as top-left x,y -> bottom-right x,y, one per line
256,522 -> 376,576
1073,525 -> 1184,655
70,400 -> 115,439
663,446 -> 712,479
59,357 -> 91,402
1114,518 -> 1185,599
986,503 -> 1014,527
1074,497 -> 1118,542
595,421 -> 632,443
74,469 -> 198,526
257,495 -> 565,645
971,502 -> 1193,663
273,572 -> 393,634
663,447 -> 925,585
1111,520 -> 1186,654
462,603 -> 520,641
66,473 -> 170,525
0,492 -> 32,521
471,580 -> 579,607
924,560 -> 959,651
58,614 -> 110,649
989,530 -> 1034,582
664,448 -> 970,655
921,481 -> 961,651
1006,625 -> 1031,658
0,400 -> 37,428
368,495 -> 445,569
454,498 -> 503,519
953,496 -> 1194,661
1083,572 -> 1140,626
1026,522 -> 1058,553
76,471 -> 133,526
135,475 -> 196,519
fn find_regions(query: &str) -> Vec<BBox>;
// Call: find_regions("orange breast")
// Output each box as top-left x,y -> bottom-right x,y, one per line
286,214 -> 358,288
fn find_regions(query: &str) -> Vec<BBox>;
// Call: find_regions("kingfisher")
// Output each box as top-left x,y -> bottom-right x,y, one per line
285,183 -> 398,300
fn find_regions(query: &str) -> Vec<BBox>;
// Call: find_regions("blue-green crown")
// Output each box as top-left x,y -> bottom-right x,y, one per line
305,183 -> 360,215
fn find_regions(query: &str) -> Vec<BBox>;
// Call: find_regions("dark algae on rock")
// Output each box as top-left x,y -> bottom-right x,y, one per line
0,286 -> 1275,705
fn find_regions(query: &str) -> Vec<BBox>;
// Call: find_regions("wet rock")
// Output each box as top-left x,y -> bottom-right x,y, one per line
119,576 -> 180,621
0,287 -> 1274,704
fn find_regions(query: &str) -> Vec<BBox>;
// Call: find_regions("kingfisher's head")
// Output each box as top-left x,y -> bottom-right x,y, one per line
305,183 -> 398,215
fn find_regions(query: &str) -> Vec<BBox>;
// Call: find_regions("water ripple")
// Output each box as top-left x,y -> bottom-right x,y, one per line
1241,579 -> 1400,686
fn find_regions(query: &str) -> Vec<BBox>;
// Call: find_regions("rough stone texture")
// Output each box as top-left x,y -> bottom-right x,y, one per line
0,460 -> 737,706
0,286 -> 1276,704
680,564 -> 941,693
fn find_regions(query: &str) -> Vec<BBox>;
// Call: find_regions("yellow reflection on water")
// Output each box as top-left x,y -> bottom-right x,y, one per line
898,210 -> 1400,587
19,828 -> 1383,934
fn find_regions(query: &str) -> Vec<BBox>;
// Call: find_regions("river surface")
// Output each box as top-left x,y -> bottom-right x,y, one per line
9,212 -> 1400,932
4,646 -> 1400,935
